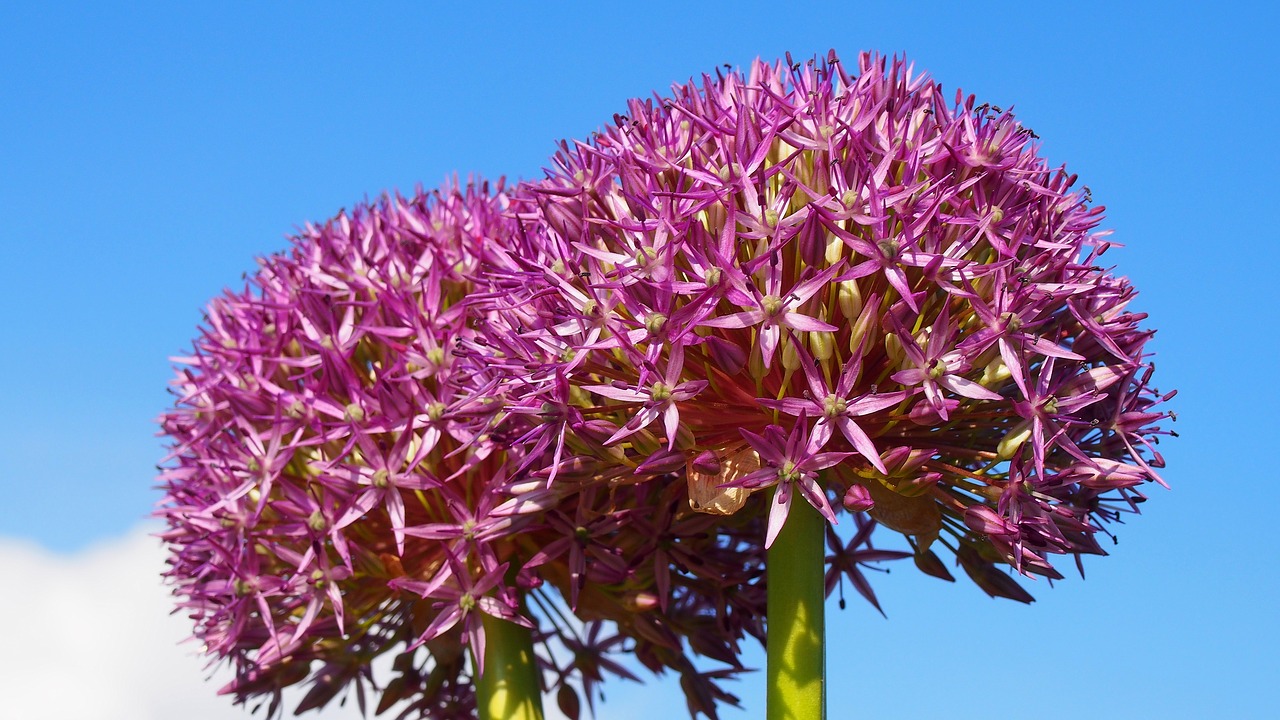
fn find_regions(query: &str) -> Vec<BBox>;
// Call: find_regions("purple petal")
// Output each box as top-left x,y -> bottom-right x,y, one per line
764,484 -> 794,549
834,418 -> 887,473
779,312 -> 839,333
938,374 -> 1003,401
701,309 -> 765,329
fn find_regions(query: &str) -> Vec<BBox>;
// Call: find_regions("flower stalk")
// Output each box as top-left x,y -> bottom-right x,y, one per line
767,491 -> 826,720
476,613 -> 545,720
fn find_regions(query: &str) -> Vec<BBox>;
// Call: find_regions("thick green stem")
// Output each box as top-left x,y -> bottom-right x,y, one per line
475,613 -> 545,720
767,493 -> 826,720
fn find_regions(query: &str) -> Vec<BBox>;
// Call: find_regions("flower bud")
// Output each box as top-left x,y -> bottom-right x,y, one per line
825,235 -> 844,265
809,331 -> 835,363
843,484 -> 875,512
781,335 -> 802,372
997,420 -> 1033,460
837,279 -> 863,320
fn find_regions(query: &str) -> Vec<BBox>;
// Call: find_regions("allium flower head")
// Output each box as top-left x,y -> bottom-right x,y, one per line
159,178 -> 774,720
483,49 -> 1175,626
157,182 -> 532,717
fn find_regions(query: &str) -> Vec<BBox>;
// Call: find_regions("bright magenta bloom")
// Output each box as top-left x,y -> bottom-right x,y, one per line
158,183 -> 528,717
482,50 -> 1174,619
157,180 -> 772,719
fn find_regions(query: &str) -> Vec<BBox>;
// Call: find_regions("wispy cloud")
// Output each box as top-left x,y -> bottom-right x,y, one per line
0,527 -> 584,720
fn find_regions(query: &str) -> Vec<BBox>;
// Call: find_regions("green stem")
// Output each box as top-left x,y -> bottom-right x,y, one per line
475,612 -> 545,720
767,492 -> 826,720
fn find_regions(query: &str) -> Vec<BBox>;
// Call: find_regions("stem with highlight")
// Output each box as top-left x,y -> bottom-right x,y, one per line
475,613 -> 545,720
767,493 -> 826,720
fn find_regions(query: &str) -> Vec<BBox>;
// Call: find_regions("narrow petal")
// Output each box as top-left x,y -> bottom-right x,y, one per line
834,418 -> 887,473
764,483 -> 794,549
701,309 -> 766,329
939,374 -> 1004,400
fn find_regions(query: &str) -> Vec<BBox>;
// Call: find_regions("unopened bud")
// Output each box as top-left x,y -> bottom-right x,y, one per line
843,484 -> 875,512
981,356 -> 1011,387
636,448 -> 685,475
781,336 -> 802,371
748,345 -> 768,380
574,419 -> 620,445
691,450 -> 720,475
837,280 -> 862,320
809,331 -> 835,362
884,333 -> 905,366
997,421 -> 1033,460
825,235 -> 844,265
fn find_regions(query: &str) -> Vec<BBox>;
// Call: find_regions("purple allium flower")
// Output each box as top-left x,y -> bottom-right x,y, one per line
160,176 -> 782,720
480,48 -> 1175,646
157,182 -> 528,717
161,180 -> 714,719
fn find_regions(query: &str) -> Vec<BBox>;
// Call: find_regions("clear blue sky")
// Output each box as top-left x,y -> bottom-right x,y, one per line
1,2 -> 1276,719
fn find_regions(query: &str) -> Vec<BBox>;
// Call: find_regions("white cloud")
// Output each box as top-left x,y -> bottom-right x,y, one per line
0,527 -> 577,720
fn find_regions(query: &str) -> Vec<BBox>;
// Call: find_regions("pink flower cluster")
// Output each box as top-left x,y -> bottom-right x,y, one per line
158,52 -> 1174,719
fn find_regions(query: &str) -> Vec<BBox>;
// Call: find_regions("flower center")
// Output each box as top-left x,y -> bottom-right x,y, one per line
307,510 -> 327,532
761,294 -> 785,317
644,312 -> 667,337
649,381 -> 672,402
822,394 -> 847,418
927,358 -> 947,380
427,401 -> 447,421
343,403 -> 364,422
777,460 -> 802,484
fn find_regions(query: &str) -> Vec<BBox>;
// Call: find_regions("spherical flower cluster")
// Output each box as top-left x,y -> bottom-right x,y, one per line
159,50 -> 1176,720
482,50 -> 1174,606
159,183 -> 758,719
158,184 -> 519,717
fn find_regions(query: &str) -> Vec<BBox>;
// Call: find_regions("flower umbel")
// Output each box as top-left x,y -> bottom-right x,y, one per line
483,49 -> 1175,621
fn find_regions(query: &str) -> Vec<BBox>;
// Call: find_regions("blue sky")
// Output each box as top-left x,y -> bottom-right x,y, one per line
1,2 -> 1276,718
